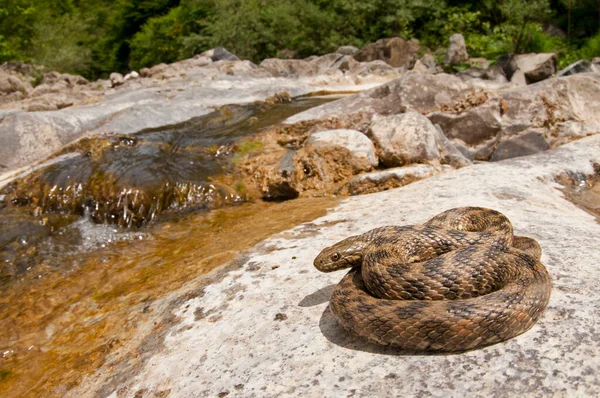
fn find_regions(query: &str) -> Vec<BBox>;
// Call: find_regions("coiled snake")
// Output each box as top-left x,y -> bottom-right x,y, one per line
313,207 -> 551,352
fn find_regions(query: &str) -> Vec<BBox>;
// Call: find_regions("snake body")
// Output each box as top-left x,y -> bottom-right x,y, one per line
313,207 -> 551,352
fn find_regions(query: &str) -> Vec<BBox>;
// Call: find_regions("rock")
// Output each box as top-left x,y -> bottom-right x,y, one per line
124,71 -> 139,81
367,110 -> 444,167
484,65 -> 509,83
287,73 -> 470,123
354,37 -> 420,69
490,130 -> 550,161
420,54 -> 437,69
445,33 -> 469,65
428,99 -> 502,147
515,53 -> 557,84
456,68 -> 488,81
0,73 -> 27,95
260,59 -> 318,77
510,69 -> 528,86
201,47 -> 240,62
304,129 -> 377,172
262,150 -> 300,202
552,121 -> 600,146
411,59 -> 432,74
72,134 -> 600,398
469,58 -> 490,69
336,46 -> 359,56
556,60 -> 600,77
344,164 -> 438,195
110,72 -> 124,87
139,68 -> 151,78
330,56 -> 359,73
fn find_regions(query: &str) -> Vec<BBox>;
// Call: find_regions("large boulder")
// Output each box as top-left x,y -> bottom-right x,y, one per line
445,33 -> 469,65
304,129 -> 377,172
354,37 -> 420,69
367,110 -> 458,167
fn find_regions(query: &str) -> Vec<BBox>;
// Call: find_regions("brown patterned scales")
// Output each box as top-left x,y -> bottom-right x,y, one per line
313,207 -> 551,352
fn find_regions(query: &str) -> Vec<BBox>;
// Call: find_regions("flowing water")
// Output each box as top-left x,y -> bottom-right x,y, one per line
0,96 -> 338,397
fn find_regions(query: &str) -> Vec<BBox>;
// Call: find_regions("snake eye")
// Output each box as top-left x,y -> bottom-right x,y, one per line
330,252 -> 341,262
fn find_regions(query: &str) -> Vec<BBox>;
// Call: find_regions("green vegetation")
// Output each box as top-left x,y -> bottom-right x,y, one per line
1,0 -> 599,78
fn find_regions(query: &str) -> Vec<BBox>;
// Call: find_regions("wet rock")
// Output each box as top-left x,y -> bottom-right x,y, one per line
304,129 -> 377,172
202,47 -> 240,62
336,46 -> 359,56
110,72 -> 125,87
367,111 -> 444,167
557,59 -> 600,77
490,130 -> 550,161
445,33 -> 469,65
344,164 -> 438,195
354,37 -> 419,69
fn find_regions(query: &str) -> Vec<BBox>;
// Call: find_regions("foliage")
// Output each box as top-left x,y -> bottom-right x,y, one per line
1,0 -> 599,78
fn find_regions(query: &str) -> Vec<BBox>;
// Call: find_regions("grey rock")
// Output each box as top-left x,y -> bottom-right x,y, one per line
345,164 -> 438,195
420,54 -> 437,69
368,110 -> 443,167
354,37 -> 420,68
510,69 -> 528,86
428,99 -> 502,146
71,134 -> 600,398
305,129 -> 377,171
411,59 -> 433,74
490,130 -> 550,161
109,72 -> 124,87
514,53 -> 557,84
202,47 -> 240,62
287,73 -> 470,123
336,45 -> 359,56
556,59 -> 600,77
445,33 -> 469,65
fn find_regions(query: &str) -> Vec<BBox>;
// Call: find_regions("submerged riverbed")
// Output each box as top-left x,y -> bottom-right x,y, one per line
0,96 -> 338,397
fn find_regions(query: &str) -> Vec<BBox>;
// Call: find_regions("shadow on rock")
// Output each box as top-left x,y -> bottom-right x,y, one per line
298,284 -> 336,307
316,295 -> 463,356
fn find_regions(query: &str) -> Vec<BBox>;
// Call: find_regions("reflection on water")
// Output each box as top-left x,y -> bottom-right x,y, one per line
0,96 -> 338,397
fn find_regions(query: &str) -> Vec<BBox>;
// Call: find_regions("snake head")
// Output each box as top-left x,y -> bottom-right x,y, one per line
313,237 -> 365,272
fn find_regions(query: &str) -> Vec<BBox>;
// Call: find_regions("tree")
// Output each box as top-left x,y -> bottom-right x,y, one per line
497,0 -> 552,53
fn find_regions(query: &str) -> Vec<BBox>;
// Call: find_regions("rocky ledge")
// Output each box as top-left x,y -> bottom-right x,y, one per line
72,134 -> 600,397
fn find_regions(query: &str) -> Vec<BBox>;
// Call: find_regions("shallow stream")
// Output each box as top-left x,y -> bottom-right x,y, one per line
0,96 -> 337,397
